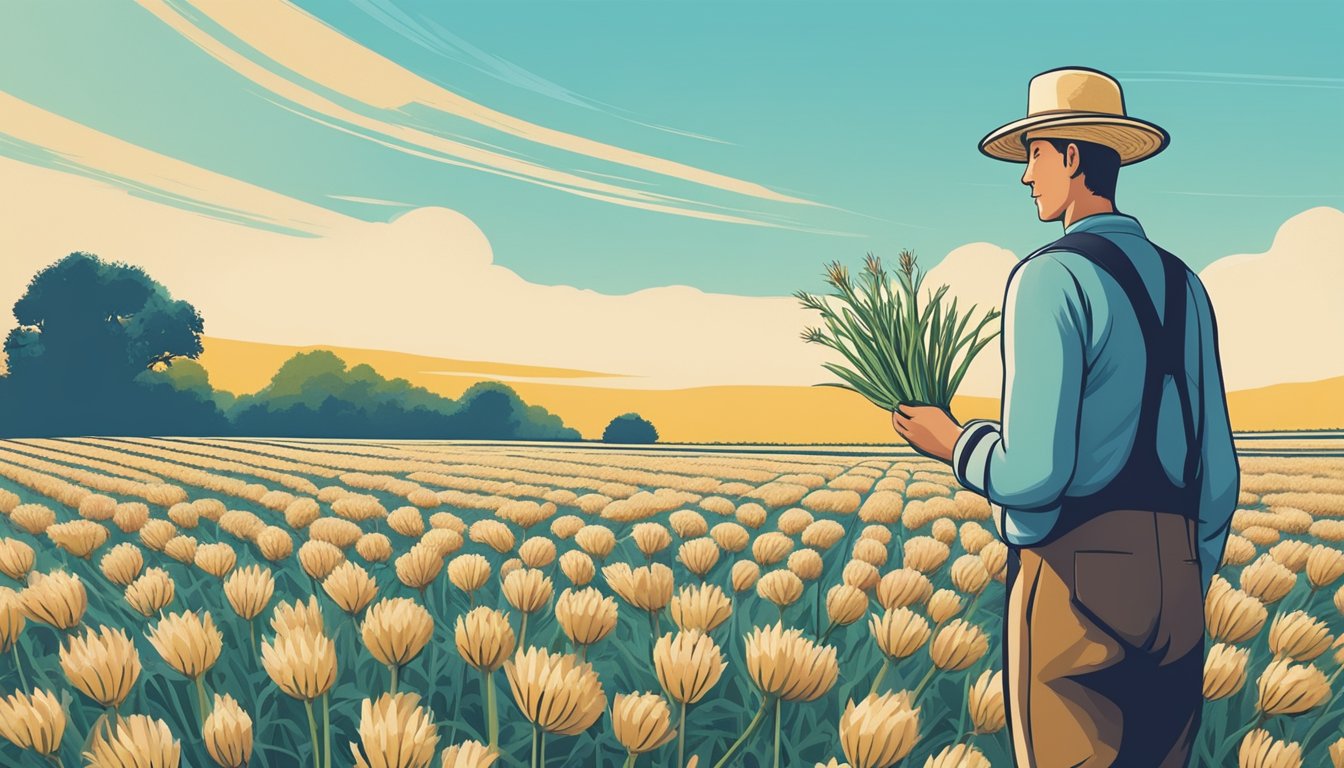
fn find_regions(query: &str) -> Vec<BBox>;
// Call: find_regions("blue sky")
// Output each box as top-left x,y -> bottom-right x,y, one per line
1,0 -> 1340,298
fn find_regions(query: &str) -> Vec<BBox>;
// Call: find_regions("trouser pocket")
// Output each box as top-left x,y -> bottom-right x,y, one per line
1071,549 -> 1161,649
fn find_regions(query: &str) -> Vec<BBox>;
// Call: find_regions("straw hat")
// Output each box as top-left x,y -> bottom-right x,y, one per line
978,66 -> 1169,165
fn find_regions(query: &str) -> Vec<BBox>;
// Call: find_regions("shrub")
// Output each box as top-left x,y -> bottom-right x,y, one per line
601,413 -> 659,444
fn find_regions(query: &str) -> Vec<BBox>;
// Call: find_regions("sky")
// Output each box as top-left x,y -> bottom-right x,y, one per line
0,0 -> 1341,397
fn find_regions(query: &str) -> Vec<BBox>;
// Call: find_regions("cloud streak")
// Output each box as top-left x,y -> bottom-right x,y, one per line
131,0 -> 819,231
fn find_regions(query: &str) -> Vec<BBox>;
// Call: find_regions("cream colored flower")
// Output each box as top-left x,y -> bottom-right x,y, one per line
84,714 -> 180,768
204,693 -> 253,768
838,691 -> 920,768
611,692 -> 677,755
61,624 -> 141,708
350,692 -> 439,768
147,610 -> 222,680
655,630 -> 726,704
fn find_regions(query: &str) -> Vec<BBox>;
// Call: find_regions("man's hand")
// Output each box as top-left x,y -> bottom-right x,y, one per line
892,403 -> 962,463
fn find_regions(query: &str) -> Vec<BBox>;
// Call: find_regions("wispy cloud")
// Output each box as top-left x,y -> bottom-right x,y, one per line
0,92 -> 348,236
349,0 -> 736,145
1156,190 -> 1344,200
1113,70 -> 1344,90
133,0 -> 815,232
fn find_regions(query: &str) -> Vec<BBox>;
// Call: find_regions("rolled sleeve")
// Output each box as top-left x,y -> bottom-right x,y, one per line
953,419 -> 1000,495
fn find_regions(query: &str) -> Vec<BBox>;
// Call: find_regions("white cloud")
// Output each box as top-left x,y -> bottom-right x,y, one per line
0,155 -> 837,390
1,134 -> 1335,396
920,206 -> 1344,394
1198,206 -> 1344,389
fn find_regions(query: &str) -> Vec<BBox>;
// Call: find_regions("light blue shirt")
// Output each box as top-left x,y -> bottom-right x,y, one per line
950,211 -> 1240,594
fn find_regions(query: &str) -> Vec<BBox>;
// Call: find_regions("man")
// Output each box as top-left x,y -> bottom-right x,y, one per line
891,66 -> 1240,767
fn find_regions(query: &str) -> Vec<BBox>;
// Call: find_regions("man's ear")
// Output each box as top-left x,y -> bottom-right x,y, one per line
1066,142 -> 1079,170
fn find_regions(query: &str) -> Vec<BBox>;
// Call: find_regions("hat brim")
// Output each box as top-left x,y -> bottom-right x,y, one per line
978,113 -> 1170,165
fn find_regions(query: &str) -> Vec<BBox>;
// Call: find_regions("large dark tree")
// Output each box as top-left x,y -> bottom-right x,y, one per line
0,252 -> 223,436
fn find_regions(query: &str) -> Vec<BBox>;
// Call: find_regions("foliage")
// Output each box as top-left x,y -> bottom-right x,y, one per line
602,413 -> 659,444
0,252 -> 222,436
796,251 -> 1001,411
0,253 -> 583,441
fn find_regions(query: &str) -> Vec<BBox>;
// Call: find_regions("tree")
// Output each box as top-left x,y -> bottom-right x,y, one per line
602,412 -> 659,444
227,353 -> 582,440
0,252 -> 220,436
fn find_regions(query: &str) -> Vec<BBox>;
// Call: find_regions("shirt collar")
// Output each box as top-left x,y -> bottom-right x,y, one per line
1063,210 -> 1146,237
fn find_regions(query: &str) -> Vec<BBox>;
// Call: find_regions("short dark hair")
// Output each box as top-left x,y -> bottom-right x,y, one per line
1021,135 -> 1121,200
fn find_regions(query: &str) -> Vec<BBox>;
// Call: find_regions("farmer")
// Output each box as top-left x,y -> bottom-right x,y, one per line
891,66 -> 1240,767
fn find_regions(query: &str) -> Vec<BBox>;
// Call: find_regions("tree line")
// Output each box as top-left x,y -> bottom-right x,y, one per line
0,252 -> 612,440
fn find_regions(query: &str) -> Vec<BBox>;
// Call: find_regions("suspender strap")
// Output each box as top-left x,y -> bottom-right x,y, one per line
1031,231 -> 1202,490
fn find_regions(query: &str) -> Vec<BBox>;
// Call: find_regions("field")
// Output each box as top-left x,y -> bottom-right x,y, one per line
0,436 -> 1341,767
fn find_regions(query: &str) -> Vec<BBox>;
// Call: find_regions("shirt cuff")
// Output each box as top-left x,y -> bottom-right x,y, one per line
952,419 -> 999,495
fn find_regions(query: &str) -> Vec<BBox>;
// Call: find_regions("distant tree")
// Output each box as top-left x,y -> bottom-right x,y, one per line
602,412 -> 659,444
228,353 -> 581,440
451,381 -> 581,441
0,252 -> 224,436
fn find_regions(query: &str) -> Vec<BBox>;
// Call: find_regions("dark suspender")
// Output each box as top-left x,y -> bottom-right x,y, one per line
1024,231 -> 1204,542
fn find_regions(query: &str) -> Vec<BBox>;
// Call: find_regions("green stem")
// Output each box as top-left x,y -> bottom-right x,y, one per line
772,697 -> 781,768
1215,712 -> 1265,765
963,591 -> 983,622
11,641 -> 28,691
249,618 -> 257,663
818,621 -> 837,645
956,666 -> 974,737
540,731 -> 547,767
531,725 -> 539,768
520,613 -> 530,650
44,755 -> 64,768
869,658 -> 890,695
911,664 -> 939,702
304,699 -> 321,768
194,676 -> 209,729
389,664 -> 399,694
712,697 -> 771,768
1299,677 -> 1343,750
677,700 -> 687,768
484,670 -> 499,751
622,754 -> 635,768
322,692 -> 331,768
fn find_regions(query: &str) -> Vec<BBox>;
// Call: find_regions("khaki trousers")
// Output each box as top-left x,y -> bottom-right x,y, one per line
1003,509 -> 1205,767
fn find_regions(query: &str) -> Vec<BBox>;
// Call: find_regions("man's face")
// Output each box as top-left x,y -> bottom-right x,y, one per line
1020,138 -> 1075,222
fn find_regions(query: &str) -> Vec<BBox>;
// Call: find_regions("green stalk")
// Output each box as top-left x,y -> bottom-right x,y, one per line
956,666 -> 974,737
1299,672 -> 1343,751
911,664 -> 939,702
389,664 -> 399,694
520,613 -> 530,650
540,731 -> 547,767
621,754 -> 636,768
819,622 -> 837,645
483,670 -> 499,750
869,658 -> 890,695
304,699 -> 321,768
712,697 -> 771,768
531,725 -> 539,768
194,676 -> 209,729
677,700 -> 687,768
772,697 -> 782,768
322,692 -> 331,768
11,641 -> 29,691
